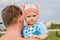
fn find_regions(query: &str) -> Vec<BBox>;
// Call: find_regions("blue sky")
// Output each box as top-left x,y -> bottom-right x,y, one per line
0,0 -> 60,22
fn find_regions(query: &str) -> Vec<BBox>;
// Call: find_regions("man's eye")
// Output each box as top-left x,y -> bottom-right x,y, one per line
33,15 -> 36,17
27,16 -> 30,17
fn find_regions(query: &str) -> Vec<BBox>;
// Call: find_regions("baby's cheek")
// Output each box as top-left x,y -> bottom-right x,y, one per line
33,18 -> 37,22
34,17 -> 38,21
26,18 -> 30,21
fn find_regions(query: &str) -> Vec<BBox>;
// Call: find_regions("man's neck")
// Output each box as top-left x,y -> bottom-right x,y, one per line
6,24 -> 22,35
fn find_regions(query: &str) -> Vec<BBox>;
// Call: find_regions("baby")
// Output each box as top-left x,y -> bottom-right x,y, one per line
21,4 -> 48,40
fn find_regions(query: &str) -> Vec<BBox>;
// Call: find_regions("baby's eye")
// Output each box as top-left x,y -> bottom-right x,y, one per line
33,15 -> 36,17
27,16 -> 31,17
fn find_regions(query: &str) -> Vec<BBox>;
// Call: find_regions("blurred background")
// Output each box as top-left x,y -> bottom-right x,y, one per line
0,0 -> 60,40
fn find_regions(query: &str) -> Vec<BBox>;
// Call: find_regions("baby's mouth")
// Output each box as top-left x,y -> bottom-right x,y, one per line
31,19 -> 34,21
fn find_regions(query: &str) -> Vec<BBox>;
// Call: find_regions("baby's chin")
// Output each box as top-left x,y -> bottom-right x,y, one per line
28,22 -> 36,25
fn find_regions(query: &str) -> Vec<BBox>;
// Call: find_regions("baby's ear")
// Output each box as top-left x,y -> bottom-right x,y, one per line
35,4 -> 39,9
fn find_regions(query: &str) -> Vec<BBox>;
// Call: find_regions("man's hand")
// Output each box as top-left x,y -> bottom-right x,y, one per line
25,37 -> 40,40
32,35 -> 40,39
30,37 -> 40,40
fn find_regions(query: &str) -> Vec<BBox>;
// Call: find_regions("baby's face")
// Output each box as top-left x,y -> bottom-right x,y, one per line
24,12 -> 39,25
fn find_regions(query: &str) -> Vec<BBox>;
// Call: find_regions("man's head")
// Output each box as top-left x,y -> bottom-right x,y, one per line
2,5 -> 23,27
22,4 -> 39,25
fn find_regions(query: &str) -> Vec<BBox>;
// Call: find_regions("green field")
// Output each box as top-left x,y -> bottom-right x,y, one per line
46,31 -> 60,40
0,31 -> 60,40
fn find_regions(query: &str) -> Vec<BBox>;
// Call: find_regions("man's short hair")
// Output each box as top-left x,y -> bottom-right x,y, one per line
2,5 -> 22,26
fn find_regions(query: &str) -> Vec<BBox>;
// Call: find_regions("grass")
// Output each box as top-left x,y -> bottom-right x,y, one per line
46,31 -> 60,40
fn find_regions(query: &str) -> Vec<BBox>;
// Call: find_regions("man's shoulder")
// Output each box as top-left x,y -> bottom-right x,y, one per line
0,36 -> 7,40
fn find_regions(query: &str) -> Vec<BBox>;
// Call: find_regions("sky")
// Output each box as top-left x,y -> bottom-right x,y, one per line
0,0 -> 60,22
0,0 -> 60,29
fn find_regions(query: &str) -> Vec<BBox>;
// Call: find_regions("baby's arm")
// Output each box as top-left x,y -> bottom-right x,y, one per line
39,33 -> 48,40
38,23 -> 48,40
32,33 -> 48,40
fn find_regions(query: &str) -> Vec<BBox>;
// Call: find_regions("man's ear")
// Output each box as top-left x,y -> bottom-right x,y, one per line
19,15 -> 23,23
